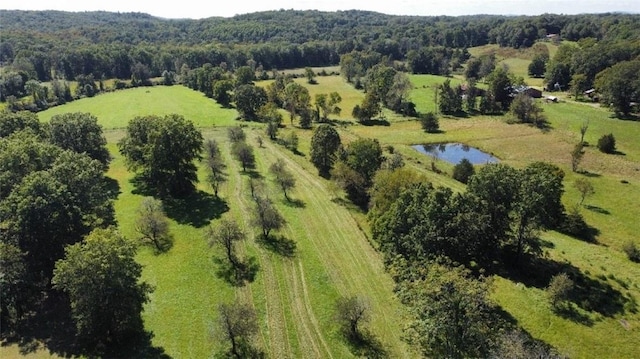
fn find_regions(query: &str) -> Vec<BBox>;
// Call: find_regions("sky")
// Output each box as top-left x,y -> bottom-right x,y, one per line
2,0 -> 639,19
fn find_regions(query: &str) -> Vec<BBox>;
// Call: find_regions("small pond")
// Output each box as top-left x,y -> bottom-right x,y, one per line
412,143 -> 499,165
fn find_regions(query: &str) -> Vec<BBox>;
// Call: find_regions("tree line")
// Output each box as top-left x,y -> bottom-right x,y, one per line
2,10 -> 639,85
0,111 -> 155,354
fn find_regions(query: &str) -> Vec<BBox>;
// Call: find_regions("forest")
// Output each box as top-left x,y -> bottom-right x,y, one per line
1,10 -> 640,80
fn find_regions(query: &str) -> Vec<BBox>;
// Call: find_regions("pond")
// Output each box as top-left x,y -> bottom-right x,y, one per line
412,143 -> 499,165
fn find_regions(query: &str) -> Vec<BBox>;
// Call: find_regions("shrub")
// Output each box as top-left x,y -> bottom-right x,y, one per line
622,241 -> 640,263
597,133 -> 616,154
547,273 -> 574,310
452,158 -> 475,184
283,131 -> 299,152
419,112 -> 439,133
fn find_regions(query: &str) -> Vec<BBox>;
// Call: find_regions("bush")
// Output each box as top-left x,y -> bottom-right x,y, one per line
622,241 -> 640,263
597,133 -> 616,154
419,112 -> 439,133
547,273 -> 573,310
452,158 -> 475,184
283,131 -> 299,152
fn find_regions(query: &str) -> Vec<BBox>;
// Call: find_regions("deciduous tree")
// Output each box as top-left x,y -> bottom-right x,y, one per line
49,112 -> 111,168
574,177 -> 594,206
283,82 -> 311,125
487,67 -> 514,110
396,261 -> 500,359
52,227 -> 153,346
310,124 -> 341,177
216,302 -> 262,358
0,110 -> 43,138
452,158 -> 475,184
207,218 -> 244,269
269,158 -> 296,201
203,139 -> 227,197
335,296 -> 370,341
315,92 -> 342,122
332,137 -> 383,207
231,141 -> 256,172
234,84 -> 267,120
227,126 -> 246,143
135,197 -> 173,253
509,93 -> 546,128
251,195 -> 285,239
528,54 -> 547,78
118,114 -> 203,197
594,59 -> 640,117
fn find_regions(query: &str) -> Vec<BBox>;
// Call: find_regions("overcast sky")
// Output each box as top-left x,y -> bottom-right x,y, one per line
2,0 -> 639,19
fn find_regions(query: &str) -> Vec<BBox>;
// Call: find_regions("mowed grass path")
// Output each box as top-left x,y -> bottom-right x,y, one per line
211,127 -> 411,357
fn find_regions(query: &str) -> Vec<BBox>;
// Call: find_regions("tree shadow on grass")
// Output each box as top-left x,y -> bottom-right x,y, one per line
553,303 -> 595,326
328,119 -> 355,127
142,235 -> 174,255
103,176 -> 122,197
2,293 -> 170,359
283,198 -> 306,208
257,234 -> 297,257
496,253 -> 627,320
103,331 -> 171,359
359,119 -> 390,126
2,293 -> 79,357
163,190 -> 229,228
342,329 -> 388,359
578,170 -> 601,178
241,169 -> 263,179
213,257 -> 260,287
585,205 -> 610,215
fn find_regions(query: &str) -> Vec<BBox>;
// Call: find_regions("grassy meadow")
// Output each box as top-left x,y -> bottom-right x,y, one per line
4,59 -> 639,358
39,86 -> 238,129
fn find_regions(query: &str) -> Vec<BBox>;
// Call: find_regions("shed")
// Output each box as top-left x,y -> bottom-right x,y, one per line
513,85 -> 542,98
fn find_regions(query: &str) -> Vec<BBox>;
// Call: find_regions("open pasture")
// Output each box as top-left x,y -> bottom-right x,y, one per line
38,86 -> 238,129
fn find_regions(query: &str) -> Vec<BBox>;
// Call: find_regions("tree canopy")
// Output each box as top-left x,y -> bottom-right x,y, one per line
48,112 -> 111,168
310,124 -> 341,177
52,227 -> 153,346
118,114 -> 203,197
594,60 -> 640,117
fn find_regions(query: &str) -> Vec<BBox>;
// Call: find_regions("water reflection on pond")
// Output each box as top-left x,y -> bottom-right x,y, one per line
412,143 -> 499,165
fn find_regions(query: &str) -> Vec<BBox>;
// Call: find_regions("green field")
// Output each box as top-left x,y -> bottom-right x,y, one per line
5,71 -> 639,358
39,86 -> 238,129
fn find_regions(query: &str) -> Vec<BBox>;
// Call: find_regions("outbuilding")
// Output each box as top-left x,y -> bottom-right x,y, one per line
513,85 -> 542,98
